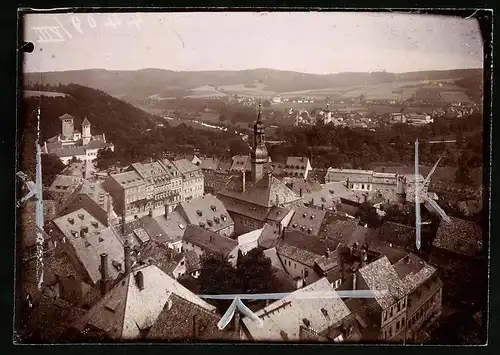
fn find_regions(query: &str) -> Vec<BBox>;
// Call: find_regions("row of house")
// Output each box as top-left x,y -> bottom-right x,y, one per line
102,158 -> 204,221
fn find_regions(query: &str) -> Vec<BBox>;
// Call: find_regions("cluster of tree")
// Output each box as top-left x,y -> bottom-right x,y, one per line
20,84 -> 250,173
266,113 -> 483,182
199,248 -> 279,312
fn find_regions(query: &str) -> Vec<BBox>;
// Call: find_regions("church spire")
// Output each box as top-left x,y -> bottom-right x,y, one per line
251,103 -> 268,182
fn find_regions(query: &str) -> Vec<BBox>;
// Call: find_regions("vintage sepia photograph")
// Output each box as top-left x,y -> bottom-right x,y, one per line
16,10 -> 489,344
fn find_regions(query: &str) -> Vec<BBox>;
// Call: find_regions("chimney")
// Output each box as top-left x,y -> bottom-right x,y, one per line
275,193 -> 279,206
364,194 -> 367,203
193,315 -> 199,339
165,204 -> 169,218
300,188 -> 303,197
234,309 -> 241,336
121,212 -> 126,236
124,239 -> 132,275
106,193 -> 113,226
100,253 -> 109,296
352,271 -> 357,291
321,203 -> 325,210
325,248 -> 331,258
242,170 -> 246,193
135,271 -> 144,290
148,208 -> 153,217
282,226 -> 287,237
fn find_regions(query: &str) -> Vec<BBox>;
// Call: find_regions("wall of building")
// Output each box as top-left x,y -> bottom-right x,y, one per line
102,177 -> 125,216
405,286 -> 442,341
231,212 -> 265,235
279,254 -> 311,280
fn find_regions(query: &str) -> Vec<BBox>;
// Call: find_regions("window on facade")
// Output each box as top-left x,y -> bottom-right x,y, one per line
402,298 -> 406,308
390,307 -> 393,317
388,328 -> 392,337
402,317 -> 405,326
396,320 -> 400,331
397,302 -> 401,312
304,269 -> 309,278
383,311 -> 387,322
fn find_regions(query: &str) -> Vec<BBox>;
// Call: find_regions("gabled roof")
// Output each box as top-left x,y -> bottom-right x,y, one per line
266,206 -> 292,222
357,256 -> 406,310
183,224 -> 238,258
242,278 -> 351,341
393,253 -> 437,295
287,206 -> 327,237
218,174 -> 301,209
152,211 -> 188,244
258,224 -> 282,249
237,227 -> 263,255
276,243 -> 321,268
184,250 -> 202,274
147,293 -> 233,341
82,117 -> 91,126
52,209 -> 123,284
433,217 -> 482,257
73,265 -> 216,340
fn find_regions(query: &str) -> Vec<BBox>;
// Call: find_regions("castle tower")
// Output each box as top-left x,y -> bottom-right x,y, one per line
251,104 -> 268,182
59,113 -> 75,140
82,117 -> 91,145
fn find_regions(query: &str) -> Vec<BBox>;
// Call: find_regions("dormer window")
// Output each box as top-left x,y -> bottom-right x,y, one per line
307,228 -> 312,234
68,218 -> 75,224
292,223 -> 298,228
210,205 -> 217,212
196,210 -> 203,216
310,215 -> 315,220
214,217 -> 220,224
199,221 -> 205,227
303,213 -> 307,218
81,226 -> 89,233
78,213 -> 85,220
91,221 -> 99,228
207,219 -> 213,226
302,318 -> 311,327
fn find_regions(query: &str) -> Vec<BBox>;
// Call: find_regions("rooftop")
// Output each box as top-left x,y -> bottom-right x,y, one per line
111,170 -> 147,188
147,293 -> 233,341
52,209 -> 124,284
433,217 -> 482,257
172,159 -> 201,175
288,206 -> 327,237
242,278 -> 351,341
183,224 -> 238,258
73,265 -> 216,340
178,194 -> 234,234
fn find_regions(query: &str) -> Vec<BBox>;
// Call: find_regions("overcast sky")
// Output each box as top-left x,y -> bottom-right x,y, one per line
23,12 -> 483,74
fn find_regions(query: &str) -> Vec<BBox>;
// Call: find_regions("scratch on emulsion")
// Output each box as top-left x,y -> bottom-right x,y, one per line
35,105 -> 44,290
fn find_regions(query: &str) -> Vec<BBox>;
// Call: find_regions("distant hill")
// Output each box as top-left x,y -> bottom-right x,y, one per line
23,68 -> 483,102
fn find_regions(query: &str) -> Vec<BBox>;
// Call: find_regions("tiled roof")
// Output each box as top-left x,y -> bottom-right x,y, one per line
285,156 -> 310,170
139,241 -> 182,276
393,253 -> 437,295
172,159 -> 201,175
130,162 -> 168,180
178,194 -> 234,234
184,250 -> 201,274
301,182 -> 354,209
24,294 -> 86,342
377,222 -> 416,248
217,161 -> 232,173
219,174 -> 301,209
242,278 -> 351,341
433,217 -> 482,257
46,143 -> 86,158
200,158 -> 221,171
358,256 -> 406,310
82,117 -> 91,125
317,213 -> 371,246
52,209 -> 124,284
19,200 -> 58,248
325,168 -> 374,183
276,243 -> 321,268
147,293 -> 233,341
86,139 -> 110,150
288,206 -> 327,237
183,224 -> 238,258
283,230 -> 340,256
73,265 -> 216,340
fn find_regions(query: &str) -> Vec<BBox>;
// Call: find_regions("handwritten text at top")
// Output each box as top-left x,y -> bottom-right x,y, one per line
31,13 -> 144,44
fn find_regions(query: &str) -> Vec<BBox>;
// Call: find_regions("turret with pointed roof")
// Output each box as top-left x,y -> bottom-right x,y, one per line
251,104 -> 268,182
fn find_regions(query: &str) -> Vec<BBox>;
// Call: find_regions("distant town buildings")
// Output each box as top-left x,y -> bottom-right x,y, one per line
44,114 -> 114,165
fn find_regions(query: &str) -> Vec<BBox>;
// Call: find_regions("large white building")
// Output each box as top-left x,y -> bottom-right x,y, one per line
44,113 -> 114,165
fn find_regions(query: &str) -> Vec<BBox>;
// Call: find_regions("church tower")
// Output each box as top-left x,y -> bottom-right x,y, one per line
251,104 -> 268,182
82,117 -> 92,145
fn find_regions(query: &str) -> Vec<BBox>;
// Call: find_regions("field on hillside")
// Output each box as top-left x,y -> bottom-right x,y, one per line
277,79 -> 473,103
24,90 -> 67,98
217,83 -> 276,97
